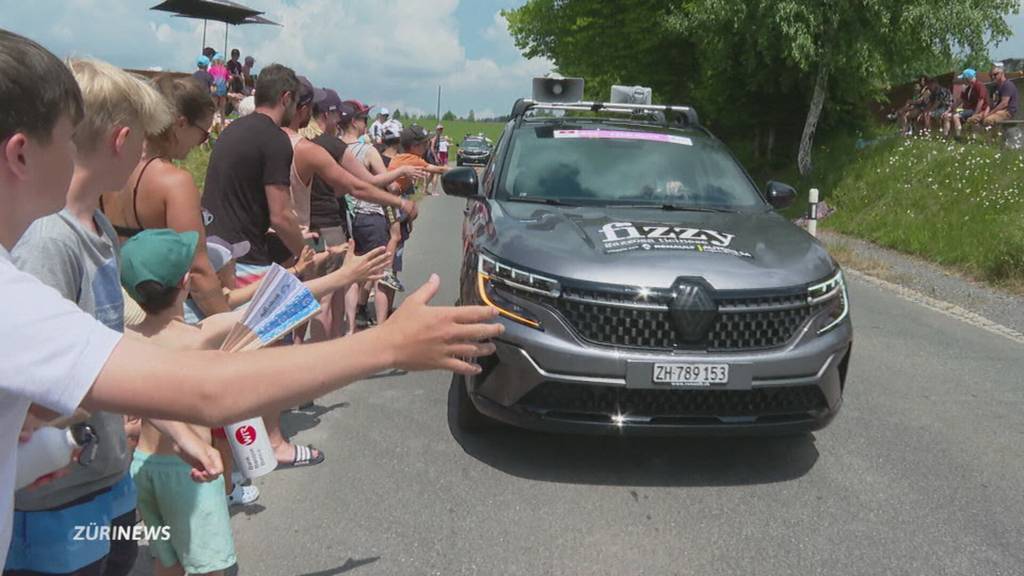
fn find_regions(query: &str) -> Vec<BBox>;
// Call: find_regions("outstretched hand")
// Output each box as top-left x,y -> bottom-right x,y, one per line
381,274 -> 502,375
292,245 -> 317,280
336,240 -> 391,285
399,165 -> 429,181
172,434 -> 224,483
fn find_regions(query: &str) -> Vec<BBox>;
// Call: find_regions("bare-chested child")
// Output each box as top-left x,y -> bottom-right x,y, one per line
120,229 -> 388,576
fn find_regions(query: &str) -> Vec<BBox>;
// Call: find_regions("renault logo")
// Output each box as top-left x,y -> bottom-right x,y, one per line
668,279 -> 717,344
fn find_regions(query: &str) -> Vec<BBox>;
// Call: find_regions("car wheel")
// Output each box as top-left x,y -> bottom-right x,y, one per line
449,372 -> 493,431
457,159 -> 463,166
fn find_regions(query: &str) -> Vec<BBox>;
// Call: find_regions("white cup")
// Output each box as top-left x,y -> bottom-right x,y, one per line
224,417 -> 277,479
16,427 -> 79,490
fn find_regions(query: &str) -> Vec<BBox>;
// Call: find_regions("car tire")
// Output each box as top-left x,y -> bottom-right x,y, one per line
456,159 -> 463,166
449,372 -> 493,431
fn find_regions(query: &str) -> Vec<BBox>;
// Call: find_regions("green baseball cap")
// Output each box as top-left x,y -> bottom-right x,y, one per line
120,229 -> 199,303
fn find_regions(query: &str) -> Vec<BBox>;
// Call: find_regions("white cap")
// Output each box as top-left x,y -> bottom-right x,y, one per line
380,107 -> 390,116
206,236 -> 251,272
237,95 -> 255,117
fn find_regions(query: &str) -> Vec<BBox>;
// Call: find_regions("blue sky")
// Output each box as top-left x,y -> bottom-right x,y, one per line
0,0 -> 550,119
2,1 -> 1024,118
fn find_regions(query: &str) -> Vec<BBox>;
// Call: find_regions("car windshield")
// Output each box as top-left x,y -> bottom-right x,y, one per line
462,139 -> 487,150
498,123 -> 766,210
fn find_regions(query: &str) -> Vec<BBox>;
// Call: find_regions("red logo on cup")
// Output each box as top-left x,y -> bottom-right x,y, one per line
234,425 -> 257,446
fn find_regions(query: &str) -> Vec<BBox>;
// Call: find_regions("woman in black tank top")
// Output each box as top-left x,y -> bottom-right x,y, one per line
99,156 -> 161,239
98,75 -> 229,319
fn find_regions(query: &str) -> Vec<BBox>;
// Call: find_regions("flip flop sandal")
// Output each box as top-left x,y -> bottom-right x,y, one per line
278,444 -> 325,469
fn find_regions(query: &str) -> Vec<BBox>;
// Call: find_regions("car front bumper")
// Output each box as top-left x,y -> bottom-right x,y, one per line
466,304 -> 852,436
458,154 -> 490,165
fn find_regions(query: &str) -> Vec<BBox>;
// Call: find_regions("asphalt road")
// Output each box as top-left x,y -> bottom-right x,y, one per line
138,195 -> 1024,576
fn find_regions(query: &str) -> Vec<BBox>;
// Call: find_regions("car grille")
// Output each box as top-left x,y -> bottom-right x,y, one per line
554,287 -> 824,352
516,382 -> 827,423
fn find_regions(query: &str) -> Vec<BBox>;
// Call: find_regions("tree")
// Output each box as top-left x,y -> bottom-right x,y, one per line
442,110 -> 457,121
393,109 -> 402,120
507,0 -> 1018,176
674,0 -> 1017,175
504,0 -> 698,105
467,109 -> 476,122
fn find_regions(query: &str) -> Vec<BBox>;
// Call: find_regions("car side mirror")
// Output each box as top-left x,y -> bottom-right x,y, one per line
765,181 -> 797,209
442,167 -> 481,199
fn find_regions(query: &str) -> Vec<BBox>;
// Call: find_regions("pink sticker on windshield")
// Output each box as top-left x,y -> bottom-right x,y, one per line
553,129 -> 692,146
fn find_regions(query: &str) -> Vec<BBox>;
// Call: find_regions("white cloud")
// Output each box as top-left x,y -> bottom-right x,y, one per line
483,12 -> 506,42
1,0 -> 547,117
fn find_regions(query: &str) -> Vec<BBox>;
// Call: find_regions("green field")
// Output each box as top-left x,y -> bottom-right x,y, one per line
409,119 -> 506,145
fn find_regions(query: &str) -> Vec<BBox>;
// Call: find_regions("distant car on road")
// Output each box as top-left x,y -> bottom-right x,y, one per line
456,136 -> 492,166
442,78 -> 853,436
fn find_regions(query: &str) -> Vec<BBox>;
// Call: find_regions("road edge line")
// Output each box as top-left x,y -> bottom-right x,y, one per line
845,268 -> 1024,346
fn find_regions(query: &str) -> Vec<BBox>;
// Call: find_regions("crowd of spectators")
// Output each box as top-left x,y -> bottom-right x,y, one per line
895,64 -> 1020,140
0,28 -> 496,576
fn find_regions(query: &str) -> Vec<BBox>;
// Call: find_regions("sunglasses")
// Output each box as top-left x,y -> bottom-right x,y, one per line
190,121 -> 209,145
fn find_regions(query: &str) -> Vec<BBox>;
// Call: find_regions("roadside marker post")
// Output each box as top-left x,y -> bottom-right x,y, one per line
807,188 -> 820,237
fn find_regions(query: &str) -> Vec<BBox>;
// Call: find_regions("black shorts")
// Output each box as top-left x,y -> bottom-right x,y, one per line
351,212 -> 389,256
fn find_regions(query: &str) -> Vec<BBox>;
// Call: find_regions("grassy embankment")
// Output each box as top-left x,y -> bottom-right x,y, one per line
739,131 -> 1024,290
823,135 -> 1024,289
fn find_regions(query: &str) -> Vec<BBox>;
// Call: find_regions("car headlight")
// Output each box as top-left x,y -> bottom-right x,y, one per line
477,253 -> 560,329
808,270 -> 849,335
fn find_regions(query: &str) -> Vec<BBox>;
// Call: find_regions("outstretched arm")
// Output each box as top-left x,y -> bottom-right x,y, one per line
82,276 -> 501,427
341,148 -> 425,187
161,170 -> 230,316
311,146 -> 418,219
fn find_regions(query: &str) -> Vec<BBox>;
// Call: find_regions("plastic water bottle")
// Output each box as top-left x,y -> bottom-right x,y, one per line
15,427 -> 79,490
224,417 -> 277,479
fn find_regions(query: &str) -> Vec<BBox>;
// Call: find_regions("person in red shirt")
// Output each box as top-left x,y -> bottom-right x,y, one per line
943,68 -> 989,138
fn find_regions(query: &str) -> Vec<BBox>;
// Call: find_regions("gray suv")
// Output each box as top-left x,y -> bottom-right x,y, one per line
442,89 -> 852,435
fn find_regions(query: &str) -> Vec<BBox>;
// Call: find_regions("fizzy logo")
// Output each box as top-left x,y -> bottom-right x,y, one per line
235,425 -> 257,446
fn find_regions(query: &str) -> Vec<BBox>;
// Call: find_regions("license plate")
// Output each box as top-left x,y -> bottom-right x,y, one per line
653,363 -> 729,386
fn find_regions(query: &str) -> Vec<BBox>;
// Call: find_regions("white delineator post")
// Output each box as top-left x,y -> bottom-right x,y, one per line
807,188 -> 820,237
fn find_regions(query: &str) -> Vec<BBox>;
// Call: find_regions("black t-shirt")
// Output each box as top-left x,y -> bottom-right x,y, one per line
202,113 -> 293,265
226,59 -> 243,76
191,69 -> 214,92
309,134 -> 348,229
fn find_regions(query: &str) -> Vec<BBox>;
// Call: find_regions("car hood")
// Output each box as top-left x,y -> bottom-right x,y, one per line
482,201 -> 835,291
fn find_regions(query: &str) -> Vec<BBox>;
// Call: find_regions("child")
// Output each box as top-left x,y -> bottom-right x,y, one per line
6,57 -> 182,576
209,53 -> 230,130
386,124 -> 449,290
120,229 -> 390,576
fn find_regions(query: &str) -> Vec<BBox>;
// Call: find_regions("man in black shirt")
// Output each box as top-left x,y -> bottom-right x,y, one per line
307,88 -> 349,341
201,63 -> 305,283
226,48 -> 243,77
308,88 -> 348,248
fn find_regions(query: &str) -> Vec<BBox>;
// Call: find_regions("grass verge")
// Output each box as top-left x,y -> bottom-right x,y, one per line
823,134 -> 1024,288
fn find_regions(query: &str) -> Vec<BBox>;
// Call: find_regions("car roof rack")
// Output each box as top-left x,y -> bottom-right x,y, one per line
510,98 -> 700,128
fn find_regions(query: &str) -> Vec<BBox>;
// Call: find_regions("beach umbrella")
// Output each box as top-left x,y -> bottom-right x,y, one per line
151,0 -> 280,57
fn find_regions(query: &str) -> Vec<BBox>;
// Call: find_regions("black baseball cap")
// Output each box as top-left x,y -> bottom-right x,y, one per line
296,75 -> 315,107
314,88 -> 342,115
401,124 -> 430,148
